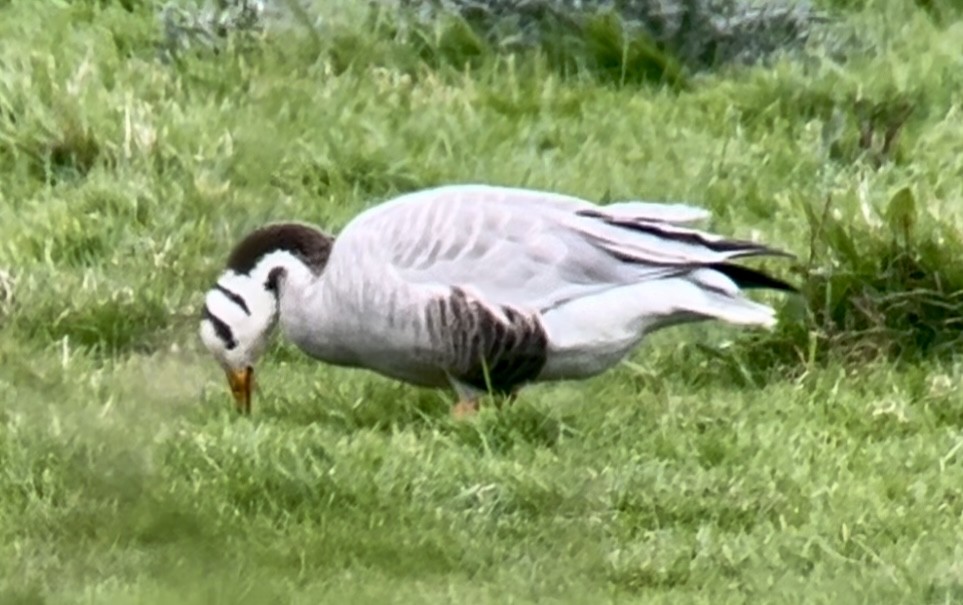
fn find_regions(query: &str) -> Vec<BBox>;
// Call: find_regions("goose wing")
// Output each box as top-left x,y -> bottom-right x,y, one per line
334,184 -> 790,313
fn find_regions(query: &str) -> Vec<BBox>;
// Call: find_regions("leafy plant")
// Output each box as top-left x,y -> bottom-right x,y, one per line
385,0 -> 829,81
741,186 -> 963,375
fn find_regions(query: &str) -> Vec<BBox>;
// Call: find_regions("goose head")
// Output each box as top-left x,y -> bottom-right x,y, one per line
199,222 -> 333,414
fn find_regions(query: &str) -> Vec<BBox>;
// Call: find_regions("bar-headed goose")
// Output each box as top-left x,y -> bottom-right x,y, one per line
200,184 -> 795,416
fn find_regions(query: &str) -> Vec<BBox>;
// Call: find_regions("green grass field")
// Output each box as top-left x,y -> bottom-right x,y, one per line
2,0 -> 963,602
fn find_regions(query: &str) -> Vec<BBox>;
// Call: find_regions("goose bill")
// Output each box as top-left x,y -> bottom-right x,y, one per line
226,367 -> 253,414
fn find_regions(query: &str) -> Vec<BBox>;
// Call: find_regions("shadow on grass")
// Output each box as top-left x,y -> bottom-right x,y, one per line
260,376 -> 579,453
444,402 -> 580,453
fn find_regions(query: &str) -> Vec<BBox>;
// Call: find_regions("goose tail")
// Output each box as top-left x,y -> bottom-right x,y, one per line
682,265 -> 794,328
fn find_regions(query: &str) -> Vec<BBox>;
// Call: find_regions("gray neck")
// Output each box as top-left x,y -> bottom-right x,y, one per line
219,221 -> 337,357
276,266 -> 362,366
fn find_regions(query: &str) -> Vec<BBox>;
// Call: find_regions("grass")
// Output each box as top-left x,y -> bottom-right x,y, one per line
2,0 -> 963,602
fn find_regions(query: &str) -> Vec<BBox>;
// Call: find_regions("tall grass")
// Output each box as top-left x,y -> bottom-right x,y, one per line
1,0 -> 963,603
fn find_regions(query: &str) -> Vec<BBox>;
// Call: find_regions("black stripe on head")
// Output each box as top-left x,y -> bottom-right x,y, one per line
203,305 -> 237,350
226,223 -> 335,276
215,284 -> 251,315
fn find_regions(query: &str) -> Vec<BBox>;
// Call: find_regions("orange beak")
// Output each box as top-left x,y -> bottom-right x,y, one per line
226,367 -> 253,414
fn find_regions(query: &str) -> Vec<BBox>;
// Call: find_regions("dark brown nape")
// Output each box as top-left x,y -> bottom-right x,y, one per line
225,222 -> 335,275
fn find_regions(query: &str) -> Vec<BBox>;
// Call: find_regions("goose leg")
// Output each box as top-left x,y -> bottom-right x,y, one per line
447,378 -> 523,417
449,377 -> 484,419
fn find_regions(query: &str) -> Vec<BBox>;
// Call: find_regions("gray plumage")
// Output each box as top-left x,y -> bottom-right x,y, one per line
200,183 -> 795,409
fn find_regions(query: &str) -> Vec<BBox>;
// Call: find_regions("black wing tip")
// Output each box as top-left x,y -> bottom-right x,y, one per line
732,243 -> 797,260
711,263 -> 799,293
588,213 -> 795,259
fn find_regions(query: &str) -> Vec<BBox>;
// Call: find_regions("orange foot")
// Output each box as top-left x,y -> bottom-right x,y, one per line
451,399 -> 479,419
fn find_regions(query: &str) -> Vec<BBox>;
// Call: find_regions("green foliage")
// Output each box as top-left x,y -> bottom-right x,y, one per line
159,0 -> 826,85
734,190 -> 963,384
2,0 -> 963,603
802,187 -> 963,360
386,0 -> 827,78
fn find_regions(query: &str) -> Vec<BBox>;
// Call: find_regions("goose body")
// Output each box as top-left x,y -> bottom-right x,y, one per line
200,184 -> 795,414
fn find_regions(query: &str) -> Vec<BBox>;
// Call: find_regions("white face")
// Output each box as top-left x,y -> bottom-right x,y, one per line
200,228 -> 330,414
199,269 -> 280,373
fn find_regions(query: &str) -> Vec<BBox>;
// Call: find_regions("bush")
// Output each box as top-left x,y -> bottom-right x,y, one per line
159,0 -> 831,84
388,0 -> 825,71
741,186 -> 963,376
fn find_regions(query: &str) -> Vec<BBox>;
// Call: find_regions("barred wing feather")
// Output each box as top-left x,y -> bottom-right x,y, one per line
332,185 -> 791,314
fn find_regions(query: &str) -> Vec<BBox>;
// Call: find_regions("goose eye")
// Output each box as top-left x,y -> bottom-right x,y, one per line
265,267 -> 286,292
